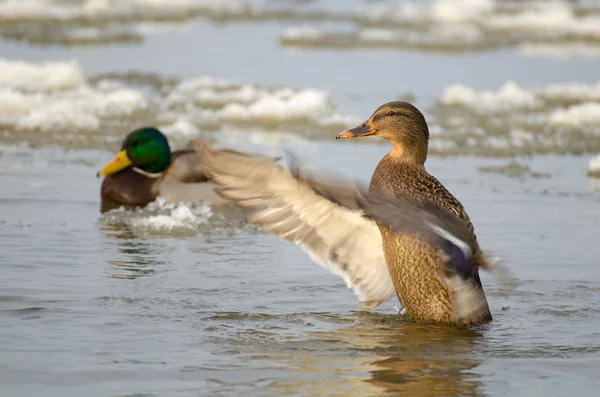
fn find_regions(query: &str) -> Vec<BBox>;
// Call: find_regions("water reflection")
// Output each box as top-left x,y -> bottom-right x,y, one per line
255,312 -> 485,396
332,314 -> 483,396
588,177 -> 600,192
99,223 -> 167,279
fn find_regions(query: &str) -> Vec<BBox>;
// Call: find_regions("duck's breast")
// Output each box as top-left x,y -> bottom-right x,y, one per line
101,169 -> 157,206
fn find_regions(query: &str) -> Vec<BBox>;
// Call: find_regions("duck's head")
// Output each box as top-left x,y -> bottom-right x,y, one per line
336,101 -> 429,163
97,127 -> 172,177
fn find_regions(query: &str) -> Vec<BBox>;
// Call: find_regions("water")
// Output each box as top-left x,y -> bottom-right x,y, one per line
1,1 -> 600,396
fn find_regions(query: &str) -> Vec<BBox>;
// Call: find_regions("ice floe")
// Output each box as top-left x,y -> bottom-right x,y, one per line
2,57 -> 600,157
0,58 -> 359,150
433,79 -> 600,156
281,0 -> 600,56
588,155 -> 600,178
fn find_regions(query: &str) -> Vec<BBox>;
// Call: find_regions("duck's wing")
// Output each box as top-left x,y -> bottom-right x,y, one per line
288,158 -> 477,279
290,161 -> 517,323
165,149 -> 210,183
164,144 -> 282,184
190,141 -> 396,309
156,144 -> 282,206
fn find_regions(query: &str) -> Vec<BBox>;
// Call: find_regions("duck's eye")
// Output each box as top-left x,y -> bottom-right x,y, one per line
386,111 -> 396,117
132,140 -> 143,147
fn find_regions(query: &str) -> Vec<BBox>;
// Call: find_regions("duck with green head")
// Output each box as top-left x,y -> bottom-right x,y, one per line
97,127 -> 278,213
99,127 -> 173,178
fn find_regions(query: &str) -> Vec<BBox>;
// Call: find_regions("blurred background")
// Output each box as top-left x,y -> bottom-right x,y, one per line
1,1 -> 600,396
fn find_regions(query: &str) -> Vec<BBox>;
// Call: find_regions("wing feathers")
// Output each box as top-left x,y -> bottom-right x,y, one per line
192,141 -> 513,314
191,140 -> 396,308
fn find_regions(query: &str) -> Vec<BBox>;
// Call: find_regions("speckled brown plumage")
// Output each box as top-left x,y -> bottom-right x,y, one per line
338,101 -> 492,325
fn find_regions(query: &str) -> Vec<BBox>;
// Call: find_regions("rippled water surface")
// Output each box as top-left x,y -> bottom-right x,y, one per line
1,0 -> 600,396
2,144 -> 600,397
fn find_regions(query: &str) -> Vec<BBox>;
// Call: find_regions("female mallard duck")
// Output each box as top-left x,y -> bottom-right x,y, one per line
97,127 -> 277,213
191,102 -> 508,326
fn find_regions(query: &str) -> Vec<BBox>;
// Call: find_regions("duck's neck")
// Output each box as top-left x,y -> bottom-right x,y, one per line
369,144 -> 426,193
388,142 -> 427,165
132,167 -> 163,179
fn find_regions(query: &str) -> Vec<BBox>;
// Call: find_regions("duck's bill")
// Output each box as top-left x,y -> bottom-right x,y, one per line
336,120 -> 377,139
97,150 -> 132,177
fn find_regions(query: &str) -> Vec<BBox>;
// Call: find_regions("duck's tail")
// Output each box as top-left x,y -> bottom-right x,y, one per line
475,252 -> 518,298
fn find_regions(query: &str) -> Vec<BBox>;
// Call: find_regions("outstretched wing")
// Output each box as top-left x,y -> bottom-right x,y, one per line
156,144 -> 282,207
288,157 -> 516,321
164,146 -> 282,184
191,141 -> 396,309
287,157 -> 477,278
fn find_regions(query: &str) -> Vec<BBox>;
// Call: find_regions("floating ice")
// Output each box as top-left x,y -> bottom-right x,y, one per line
518,43 -> 600,60
220,89 -> 334,123
429,0 -> 494,23
588,155 -> 600,178
0,59 -> 85,91
440,81 -> 541,114
161,119 -> 199,136
541,81 -> 600,102
485,2 -> 600,39
281,26 -> 324,42
0,0 -> 251,22
0,64 -> 149,132
0,58 -> 358,150
4,59 -> 600,158
282,0 -> 600,56
2,0 -> 600,53
549,103 -> 600,127
432,78 -> 600,156
0,0 -> 325,46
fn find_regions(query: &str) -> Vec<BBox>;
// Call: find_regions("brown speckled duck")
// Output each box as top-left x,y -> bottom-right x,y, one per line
192,101 -> 509,326
337,101 -> 493,324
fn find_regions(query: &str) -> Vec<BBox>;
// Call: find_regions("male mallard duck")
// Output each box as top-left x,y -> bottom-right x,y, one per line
191,101 -> 508,326
97,127 -> 278,213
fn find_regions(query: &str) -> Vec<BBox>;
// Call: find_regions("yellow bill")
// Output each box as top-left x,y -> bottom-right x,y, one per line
97,150 -> 132,177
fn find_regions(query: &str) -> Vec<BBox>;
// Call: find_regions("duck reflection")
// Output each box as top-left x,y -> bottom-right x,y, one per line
99,223 -> 167,279
262,311 -> 485,397
362,322 -> 483,396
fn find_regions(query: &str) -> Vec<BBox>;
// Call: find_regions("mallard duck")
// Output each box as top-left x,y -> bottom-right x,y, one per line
191,101 -> 509,326
336,101 -> 496,324
97,127 -> 278,213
